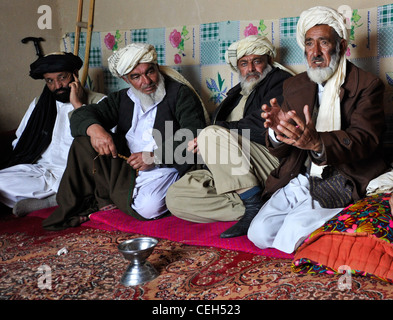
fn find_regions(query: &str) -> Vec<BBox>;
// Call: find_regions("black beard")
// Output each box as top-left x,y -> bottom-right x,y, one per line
53,86 -> 71,103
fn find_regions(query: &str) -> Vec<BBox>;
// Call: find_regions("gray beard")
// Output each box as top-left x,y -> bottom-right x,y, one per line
239,64 -> 273,96
129,72 -> 166,112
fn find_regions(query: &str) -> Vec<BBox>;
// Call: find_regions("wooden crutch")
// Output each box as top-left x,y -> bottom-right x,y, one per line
74,0 -> 96,87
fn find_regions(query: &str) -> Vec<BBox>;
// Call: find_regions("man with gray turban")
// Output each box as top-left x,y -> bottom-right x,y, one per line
248,6 -> 388,254
0,52 -> 105,216
166,35 -> 294,238
43,43 -> 206,230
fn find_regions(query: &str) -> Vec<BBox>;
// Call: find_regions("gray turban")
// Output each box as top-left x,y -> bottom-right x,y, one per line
108,43 -> 158,78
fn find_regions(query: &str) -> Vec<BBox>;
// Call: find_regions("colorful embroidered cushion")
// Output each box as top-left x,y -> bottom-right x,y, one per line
292,193 -> 393,283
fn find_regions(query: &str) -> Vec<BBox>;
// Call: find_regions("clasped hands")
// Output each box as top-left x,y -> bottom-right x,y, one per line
262,98 -> 322,153
87,124 -> 155,172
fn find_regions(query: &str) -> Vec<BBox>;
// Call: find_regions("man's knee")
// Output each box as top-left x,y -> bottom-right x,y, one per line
133,194 -> 167,220
197,125 -> 227,145
165,184 -> 177,213
247,216 -> 275,249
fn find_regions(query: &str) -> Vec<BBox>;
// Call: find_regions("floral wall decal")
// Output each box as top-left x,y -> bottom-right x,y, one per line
206,72 -> 227,105
244,20 -> 268,37
104,30 -> 122,51
346,9 -> 363,56
169,26 -> 190,64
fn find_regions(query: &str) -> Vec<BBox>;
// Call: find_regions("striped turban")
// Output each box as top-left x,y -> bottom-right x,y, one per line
225,35 -> 294,75
108,43 -> 158,78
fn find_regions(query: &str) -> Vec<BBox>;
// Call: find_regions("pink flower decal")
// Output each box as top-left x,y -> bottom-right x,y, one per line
174,54 -> 182,64
104,31 -> 121,51
244,23 -> 258,37
169,29 -> 182,48
104,33 -> 116,50
169,26 -> 190,65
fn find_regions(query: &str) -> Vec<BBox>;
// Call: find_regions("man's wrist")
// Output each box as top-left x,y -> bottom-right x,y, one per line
153,152 -> 162,166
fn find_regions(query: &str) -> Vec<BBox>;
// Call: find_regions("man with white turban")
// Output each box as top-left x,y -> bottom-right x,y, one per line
166,35 -> 294,238
248,6 -> 388,253
43,43 -> 206,230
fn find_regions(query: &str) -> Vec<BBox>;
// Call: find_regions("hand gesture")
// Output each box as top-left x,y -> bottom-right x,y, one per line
261,98 -> 292,132
274,104 -> 322,153
69,74 -> 86,109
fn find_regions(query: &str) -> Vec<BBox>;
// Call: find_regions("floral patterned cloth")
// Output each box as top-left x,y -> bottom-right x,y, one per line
292,193 -> 393,283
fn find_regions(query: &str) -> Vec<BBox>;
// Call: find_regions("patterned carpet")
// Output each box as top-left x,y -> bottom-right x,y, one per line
1,212 -> 393,301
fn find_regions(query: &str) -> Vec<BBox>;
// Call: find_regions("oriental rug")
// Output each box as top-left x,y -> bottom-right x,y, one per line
29,207 -> 293,259
1,212 -> 393,301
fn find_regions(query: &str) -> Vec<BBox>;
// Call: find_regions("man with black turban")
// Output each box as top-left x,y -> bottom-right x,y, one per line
0,52 -> 105,216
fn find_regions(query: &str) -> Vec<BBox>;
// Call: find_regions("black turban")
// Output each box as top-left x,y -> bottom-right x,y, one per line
1,53 -> 83,168
29,52 -> 83,79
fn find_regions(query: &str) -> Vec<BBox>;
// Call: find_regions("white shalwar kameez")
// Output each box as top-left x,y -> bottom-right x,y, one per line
247,174 -> 342,254
0,98 -> 76,207
125,89 -> 179,220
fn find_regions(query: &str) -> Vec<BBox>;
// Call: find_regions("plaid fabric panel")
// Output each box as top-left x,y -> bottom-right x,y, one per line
378,4 -> 393,27
200,22 -> 219,41
104,68 -> 129,93
131,29 -> 148,42
71,31 -> 102,67
131,28 -> 166,64
154,44 -> 165,65
200,21 -> 238,65
200,23 -> 219,65
280,17 -> 299,38
279,17 -> 303,65
87,47 -> 102,67
220,40 -> 232,61
378,4 -> 393,57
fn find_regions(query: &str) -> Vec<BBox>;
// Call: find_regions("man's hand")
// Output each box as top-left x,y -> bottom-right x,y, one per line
262,98 -> 322,153
127,152 -> 155,171
187,137 -> 199,154
261,98 -> 292,133
69,74 -> 86,109
86,124 -> 117,158
275,105 -> 323,153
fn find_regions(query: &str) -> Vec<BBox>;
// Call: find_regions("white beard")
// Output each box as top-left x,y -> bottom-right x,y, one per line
239,64 -> 273,96
129,72 -> 166,112
306,44 -> 341,84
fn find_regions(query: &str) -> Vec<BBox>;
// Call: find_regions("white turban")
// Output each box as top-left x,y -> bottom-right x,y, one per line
297,6 -> 349,177
296,6 -> 349,51
108,43 -> 158,78
225,35 -> 294,75
108,43 -> 210,124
